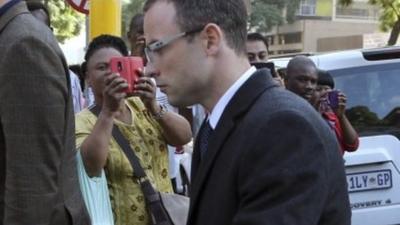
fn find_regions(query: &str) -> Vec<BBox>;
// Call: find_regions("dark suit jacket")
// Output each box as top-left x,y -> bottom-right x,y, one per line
0,2 -> 90,224
188,69 -> 351,225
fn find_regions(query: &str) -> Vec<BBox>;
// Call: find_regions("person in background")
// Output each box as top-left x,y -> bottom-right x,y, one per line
246,32 -> 284,86
70,69 -> 85,112
285,55 -> 318,101
143,0 -> 351,224
286,57 -> 358,155
127,13 -> 146,58
26,0 -> 85,113
76,34 -> 191,225
81,61 -> 96,107
312,69 -> 359,155
0,0 -> 90,224
69,64 -> 86,92
246,32 -> 270,62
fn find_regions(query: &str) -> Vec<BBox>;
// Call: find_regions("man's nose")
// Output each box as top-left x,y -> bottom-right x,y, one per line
305,81 -> 314,90
144,61 -> 160,78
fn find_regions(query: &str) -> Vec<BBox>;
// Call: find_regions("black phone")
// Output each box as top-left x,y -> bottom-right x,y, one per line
250,62 -> 278,78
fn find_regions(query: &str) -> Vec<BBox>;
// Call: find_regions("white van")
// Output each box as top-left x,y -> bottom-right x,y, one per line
272,47 -> 400,225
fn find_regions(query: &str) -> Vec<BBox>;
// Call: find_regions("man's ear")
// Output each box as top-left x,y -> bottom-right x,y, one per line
201,23 -> 223,56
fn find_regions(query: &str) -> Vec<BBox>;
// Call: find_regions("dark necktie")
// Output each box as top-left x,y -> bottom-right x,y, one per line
199,120 -> 213,160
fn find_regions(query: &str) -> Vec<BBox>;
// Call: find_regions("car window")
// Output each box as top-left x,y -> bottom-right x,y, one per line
329,62 -> 400,138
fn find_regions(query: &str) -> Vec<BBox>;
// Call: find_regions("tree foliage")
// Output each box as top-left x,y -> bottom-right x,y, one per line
339,0 -> 400,45
248,0 -> 301,33
41,0 -> 84,43
30,0 -> 146,43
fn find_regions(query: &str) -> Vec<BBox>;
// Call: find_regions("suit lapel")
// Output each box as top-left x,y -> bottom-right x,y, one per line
189,69 -> 278,218
191,119 -> 207,181
0,1 -> 29,34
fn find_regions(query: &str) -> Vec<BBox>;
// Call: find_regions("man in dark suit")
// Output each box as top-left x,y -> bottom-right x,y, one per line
143,0 -> 351,224
0,0 -> 90,224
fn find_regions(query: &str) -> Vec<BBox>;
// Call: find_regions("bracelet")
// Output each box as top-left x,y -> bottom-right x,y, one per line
152,104 -> 168,120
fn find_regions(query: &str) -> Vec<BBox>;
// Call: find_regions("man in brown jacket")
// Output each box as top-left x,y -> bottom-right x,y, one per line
0,0 -> 90,224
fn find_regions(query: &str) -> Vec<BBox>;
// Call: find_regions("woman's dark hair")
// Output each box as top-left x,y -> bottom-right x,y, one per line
80,61 -> 87,75
84,34 -> 129,62
317,69 -> 335,89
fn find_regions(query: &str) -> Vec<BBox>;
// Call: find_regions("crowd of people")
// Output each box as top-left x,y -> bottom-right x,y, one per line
0,0 -> 360,224
246,33 -> 359,155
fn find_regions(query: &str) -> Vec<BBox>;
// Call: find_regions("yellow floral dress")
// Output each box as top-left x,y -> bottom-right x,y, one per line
75,97 -> 173,225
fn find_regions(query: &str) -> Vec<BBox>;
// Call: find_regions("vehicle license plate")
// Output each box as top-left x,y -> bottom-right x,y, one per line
346,169 -> 392,193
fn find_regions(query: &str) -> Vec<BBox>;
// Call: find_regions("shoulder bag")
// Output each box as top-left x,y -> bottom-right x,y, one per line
89,105 -> 189,225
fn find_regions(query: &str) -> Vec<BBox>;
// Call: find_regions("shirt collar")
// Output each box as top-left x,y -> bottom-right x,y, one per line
0,0 -> 20,18
208,66 -> 257,129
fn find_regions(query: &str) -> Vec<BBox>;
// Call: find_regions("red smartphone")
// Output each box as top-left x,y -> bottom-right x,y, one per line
110,57 -> 143,94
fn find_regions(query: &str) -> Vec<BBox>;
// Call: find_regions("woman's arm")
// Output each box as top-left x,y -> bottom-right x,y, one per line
80,74 -> 128,177
134,76 -> 192,146
335,91 -> 359,151
150,104 -> 192,146
338,114 -> 359,151
80,110 -> 115,177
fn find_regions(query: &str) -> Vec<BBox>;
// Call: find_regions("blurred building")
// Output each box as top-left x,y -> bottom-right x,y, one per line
265,0 -> 391,55
60,23 -> 86,65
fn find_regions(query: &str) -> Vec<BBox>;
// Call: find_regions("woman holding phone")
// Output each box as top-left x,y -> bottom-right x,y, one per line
75,34 -> 192,225
312,69 -> 359,155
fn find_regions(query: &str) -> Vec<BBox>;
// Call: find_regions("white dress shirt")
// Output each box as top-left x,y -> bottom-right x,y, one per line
208,66 -> 256,129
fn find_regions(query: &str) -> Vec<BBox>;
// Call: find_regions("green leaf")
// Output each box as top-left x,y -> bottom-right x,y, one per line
248,0 -> 300,33
42,0 -> 85,43
338,0 -> 400,45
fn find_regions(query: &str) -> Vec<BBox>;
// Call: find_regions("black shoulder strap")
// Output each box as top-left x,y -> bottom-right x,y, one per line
89,104 -> 172,225
89,104 -> 148,178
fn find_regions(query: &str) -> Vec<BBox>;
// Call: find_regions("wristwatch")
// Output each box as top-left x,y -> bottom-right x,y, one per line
153,104 -> 168,120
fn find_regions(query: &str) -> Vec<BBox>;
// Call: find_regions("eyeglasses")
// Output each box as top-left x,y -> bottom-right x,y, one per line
144,26 -> 204,64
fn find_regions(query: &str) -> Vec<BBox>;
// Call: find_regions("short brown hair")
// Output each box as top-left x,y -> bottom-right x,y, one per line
144,0 -> 248,55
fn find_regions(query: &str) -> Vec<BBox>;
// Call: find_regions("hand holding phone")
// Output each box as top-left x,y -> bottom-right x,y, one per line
110,57 -> 144,94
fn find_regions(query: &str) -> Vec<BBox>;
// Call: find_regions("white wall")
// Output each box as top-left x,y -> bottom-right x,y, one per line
60,28 -> 87,65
